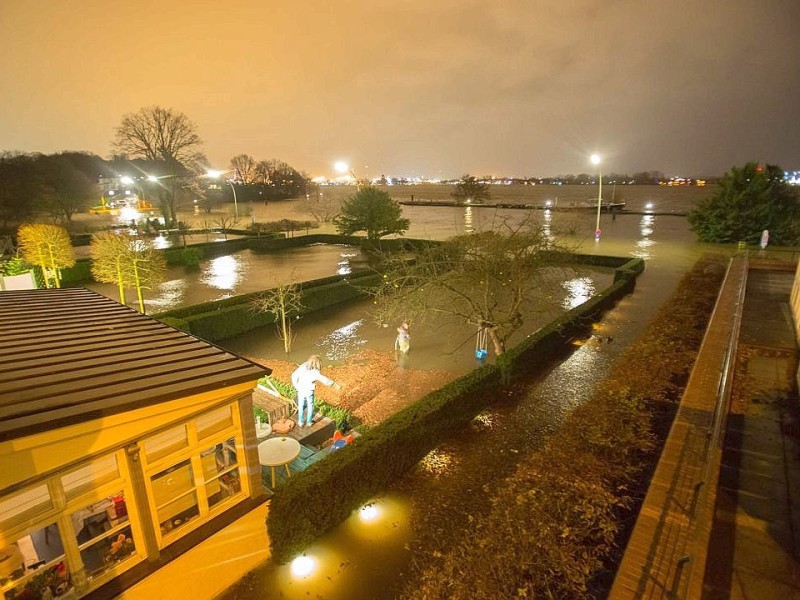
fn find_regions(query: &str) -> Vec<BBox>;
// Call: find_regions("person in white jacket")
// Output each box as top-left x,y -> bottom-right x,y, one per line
291,355 -> 342,428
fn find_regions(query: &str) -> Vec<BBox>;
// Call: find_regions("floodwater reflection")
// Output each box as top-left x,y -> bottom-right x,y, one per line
226,495 -> 412,600
202,255 -> 242,290
633,214 -> 656,259
562,276 -> 596,309
318,319 -> 367,361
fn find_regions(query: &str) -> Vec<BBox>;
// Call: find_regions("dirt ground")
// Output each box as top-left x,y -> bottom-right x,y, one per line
247,350 -> 455,426
245,348 -> 454,426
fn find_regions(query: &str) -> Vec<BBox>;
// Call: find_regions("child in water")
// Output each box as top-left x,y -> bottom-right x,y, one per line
395,322 -> 410,353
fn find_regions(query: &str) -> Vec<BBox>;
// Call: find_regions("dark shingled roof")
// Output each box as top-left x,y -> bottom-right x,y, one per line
0,288 -> 269,442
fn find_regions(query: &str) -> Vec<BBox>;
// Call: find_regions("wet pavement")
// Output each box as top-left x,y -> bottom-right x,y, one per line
703,266 -> 800,599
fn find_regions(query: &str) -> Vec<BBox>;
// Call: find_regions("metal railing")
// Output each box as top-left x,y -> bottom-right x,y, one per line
671,255 -> 748,598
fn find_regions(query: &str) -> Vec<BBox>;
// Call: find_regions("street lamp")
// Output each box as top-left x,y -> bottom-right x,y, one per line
207,169 -> 238,219
591,154 -> 602,240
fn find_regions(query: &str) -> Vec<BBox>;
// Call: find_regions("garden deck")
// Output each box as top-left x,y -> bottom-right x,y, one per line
261,443 -> 331,490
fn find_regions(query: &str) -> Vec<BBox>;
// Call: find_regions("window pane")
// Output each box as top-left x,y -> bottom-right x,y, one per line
144,425 -> 188,462
151,460 -> 199,537
80,525 -> 136,580
201,438 -> 238,480
0,485 -> 52,529
196,405 -> 232,439
206,468 -> 241,509
62,454 -> 120,500
0,524 -> 72,598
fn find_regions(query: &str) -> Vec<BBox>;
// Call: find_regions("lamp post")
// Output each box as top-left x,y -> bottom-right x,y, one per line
207,170 -> 238,219
591,154 -> 602,240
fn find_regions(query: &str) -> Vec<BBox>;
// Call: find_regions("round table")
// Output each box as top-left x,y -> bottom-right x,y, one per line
257,437 -> 301,489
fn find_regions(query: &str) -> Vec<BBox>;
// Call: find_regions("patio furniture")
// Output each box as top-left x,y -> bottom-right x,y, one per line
254,382 -> 297,425
258,437 -> 301,489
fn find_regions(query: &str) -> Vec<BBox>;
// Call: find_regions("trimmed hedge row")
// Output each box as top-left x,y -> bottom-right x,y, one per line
496,258 -> 642,384
154,269 -> 374,320
265,255 -> 644,563
60,259 -> 92,284
162,272 -> 382,342
267,363 -> 502,563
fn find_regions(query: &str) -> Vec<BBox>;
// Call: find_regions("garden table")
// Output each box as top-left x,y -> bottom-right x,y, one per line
258,437 -> 301,489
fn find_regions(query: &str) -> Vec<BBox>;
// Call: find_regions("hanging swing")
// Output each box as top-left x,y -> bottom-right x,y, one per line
475,327 -> 488,360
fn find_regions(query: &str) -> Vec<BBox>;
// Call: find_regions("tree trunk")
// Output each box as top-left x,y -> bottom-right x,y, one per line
487,327 -> 505,356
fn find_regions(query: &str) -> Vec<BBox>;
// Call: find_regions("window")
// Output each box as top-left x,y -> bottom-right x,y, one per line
142,404 -> 246,545
0,484 -> 52,531
144,425 -> 188,462
0,523 -> 72,599
62,455 -> 119,501
151,459 -> 199,537
197,405 -> 233,439
202,438 -> 241,509
0,450 -> 139,598
71,491 -> 136,580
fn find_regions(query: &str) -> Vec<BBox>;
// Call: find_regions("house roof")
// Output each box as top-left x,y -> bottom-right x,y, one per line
0,288 -> 269,442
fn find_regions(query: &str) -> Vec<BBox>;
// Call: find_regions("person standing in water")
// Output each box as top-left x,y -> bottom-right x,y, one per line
395,322 -> 410,354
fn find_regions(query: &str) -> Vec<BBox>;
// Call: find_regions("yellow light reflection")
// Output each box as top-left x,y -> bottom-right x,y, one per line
419,448 -> 457,477
359,503 -> 380,522
562,277 -> 595,310
318,320 -> 366,361
464,206 -> 474,233
202,255 -> 240,290
291,555 -> 316,578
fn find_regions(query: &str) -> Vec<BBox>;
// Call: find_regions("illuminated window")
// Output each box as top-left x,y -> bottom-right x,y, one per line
144,425 -> 188,462
0,484 -> 52,530
62,454 -> 120,500
202,438 -> 241,509
196,405 -> 233,439
0,525 -> 72,599
71,491 -> 136,580
151,459 -> 200,537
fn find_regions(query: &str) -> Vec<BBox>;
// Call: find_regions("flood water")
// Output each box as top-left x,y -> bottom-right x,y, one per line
77,244 -> 370,314
216,188 -> 721,599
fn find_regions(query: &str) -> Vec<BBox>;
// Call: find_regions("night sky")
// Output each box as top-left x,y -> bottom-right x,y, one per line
1,0 -> 798,178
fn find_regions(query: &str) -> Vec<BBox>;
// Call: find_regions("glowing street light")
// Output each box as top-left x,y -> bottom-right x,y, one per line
591,154 -> 602,240
206,169 -> 238,219
334,161 -> 349,174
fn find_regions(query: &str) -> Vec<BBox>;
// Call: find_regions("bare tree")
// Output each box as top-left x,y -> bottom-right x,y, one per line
229,154 -> 259,184
17,223 -> 75,288
298,188 -> 340,223
89,232 -> 166,313
90,231 -> 132,304
372,218 -> 575,357
252,280 -> 304,353
112,106 -> 207,226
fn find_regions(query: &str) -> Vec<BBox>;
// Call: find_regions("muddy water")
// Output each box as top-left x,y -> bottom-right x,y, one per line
219,195 -> 721,598
76,244 -> 369,313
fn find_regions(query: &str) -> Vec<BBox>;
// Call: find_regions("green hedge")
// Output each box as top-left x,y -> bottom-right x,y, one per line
267,363 -> 501,563
495,258 -> 642,384
166,273 -> 382,342
60,259 -> 92,284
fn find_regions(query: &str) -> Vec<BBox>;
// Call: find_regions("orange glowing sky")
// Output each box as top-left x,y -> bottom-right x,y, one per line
1,0 -> 799,178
